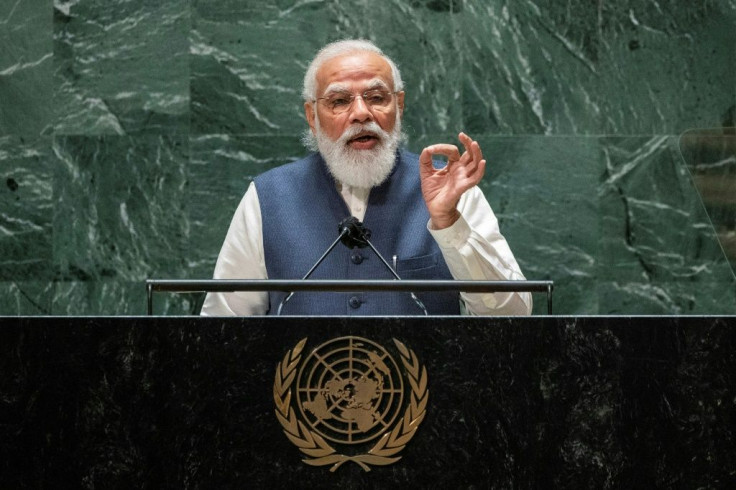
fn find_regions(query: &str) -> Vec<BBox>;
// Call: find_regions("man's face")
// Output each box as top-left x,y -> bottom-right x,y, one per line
304,51 -> 405,147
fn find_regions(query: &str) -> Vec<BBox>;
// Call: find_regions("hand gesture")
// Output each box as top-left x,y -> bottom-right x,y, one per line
419,132 -> 486,229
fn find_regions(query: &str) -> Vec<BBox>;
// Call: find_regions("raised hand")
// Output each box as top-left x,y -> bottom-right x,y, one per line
418,132 -> 486,229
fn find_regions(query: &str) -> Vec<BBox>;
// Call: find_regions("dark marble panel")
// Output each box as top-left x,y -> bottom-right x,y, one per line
190,1 -> 327,135
599,136 -> 736,313
0,0 -> 53,136
599,280 -> 736,316
190,0 -> 459,137
0,282 -> 52,315
454,0 -> 736,135
488,136 -> 600,314
186,134 -> 303,278
0,136 -> 53,279
52,0 -> 189,135
453,1 -> 600,135
51,135 -> 189,284
0,316 -> 734,488
597,1 -> 736,134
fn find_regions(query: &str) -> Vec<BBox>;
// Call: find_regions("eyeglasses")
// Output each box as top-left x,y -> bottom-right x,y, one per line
315,89 -> 399,115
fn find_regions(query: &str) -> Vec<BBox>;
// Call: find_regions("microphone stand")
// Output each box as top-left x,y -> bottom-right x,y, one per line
357,239 -> 429,316
276,227 -> 350,315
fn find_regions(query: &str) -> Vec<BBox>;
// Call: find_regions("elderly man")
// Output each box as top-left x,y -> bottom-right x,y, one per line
201,39 -> 531,316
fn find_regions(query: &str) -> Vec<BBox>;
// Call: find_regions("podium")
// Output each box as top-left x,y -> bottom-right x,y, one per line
1,315 -> 734,487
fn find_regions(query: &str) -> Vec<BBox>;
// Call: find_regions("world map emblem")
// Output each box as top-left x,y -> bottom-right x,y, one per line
273,336 -> 429,472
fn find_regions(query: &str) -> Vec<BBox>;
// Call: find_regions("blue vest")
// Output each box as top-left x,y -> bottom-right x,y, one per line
254,150 -> 460,315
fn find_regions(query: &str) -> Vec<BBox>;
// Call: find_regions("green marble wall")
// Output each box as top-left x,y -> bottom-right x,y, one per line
1,0 -> 734,315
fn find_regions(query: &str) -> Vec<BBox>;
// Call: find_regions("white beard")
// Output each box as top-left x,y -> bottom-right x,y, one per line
313,117 -> 402,189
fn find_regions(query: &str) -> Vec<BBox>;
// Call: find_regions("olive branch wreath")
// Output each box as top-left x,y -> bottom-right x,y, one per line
273,337 -> 428,472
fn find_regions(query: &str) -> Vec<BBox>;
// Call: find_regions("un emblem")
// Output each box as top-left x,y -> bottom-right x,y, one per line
274,336 -> 428,472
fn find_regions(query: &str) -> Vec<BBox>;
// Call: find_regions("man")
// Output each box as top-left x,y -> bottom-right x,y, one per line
201,39 -> 531,316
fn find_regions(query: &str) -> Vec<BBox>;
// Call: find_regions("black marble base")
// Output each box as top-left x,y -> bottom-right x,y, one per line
1,316 -> 734,488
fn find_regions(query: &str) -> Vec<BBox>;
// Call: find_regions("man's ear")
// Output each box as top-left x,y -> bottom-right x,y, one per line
397,91 -> 405,118
304,101 -> 317,135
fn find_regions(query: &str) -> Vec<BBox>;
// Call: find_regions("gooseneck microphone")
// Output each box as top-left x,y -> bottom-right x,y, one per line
338,216 -> 371,249
276,217 -> 429,315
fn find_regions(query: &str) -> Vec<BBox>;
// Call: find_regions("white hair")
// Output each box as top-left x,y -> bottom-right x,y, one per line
302,39 -> 404,101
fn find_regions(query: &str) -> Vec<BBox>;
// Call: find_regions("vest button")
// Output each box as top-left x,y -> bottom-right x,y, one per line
351,253 -> 364,264
349,296 -> 362,309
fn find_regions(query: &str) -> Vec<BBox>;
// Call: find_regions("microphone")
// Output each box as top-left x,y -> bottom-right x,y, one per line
276,217 -> 428,315
338,216 -> 371,249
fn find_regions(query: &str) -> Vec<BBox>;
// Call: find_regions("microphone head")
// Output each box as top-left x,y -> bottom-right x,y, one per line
338,217 -> 371,248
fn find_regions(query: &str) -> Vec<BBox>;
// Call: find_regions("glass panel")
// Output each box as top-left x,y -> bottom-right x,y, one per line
678,128 -> 736,277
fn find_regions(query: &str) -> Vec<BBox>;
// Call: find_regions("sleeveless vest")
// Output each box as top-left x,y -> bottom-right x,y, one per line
254,150 -> 460,315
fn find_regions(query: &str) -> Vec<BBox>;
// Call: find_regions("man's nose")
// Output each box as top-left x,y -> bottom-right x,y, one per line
349,95 -> 373,123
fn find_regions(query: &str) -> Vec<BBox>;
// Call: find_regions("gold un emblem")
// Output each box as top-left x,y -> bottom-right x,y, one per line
273,336 -> 428,472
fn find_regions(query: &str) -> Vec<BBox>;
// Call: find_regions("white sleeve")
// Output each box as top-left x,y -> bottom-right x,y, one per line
428,186 -> 533,316
200,182 -> 270,316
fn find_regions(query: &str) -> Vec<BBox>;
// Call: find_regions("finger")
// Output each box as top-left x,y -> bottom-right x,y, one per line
419,147 -> 434,166
419,148 -> 435,179
454,161 -> 484,192
458,132 -> 473,155
456,134 -> 475,168
473,159 -> 486,181
459,132 -> 483,164
424,144 -> 462,163
462,156 -> 478,175
471,140 -> 483,164
461,159 -> 485,187
456,143 -> 479,174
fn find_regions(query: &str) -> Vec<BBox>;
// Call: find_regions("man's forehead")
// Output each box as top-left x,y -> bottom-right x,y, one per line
316,51 -> 394,92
